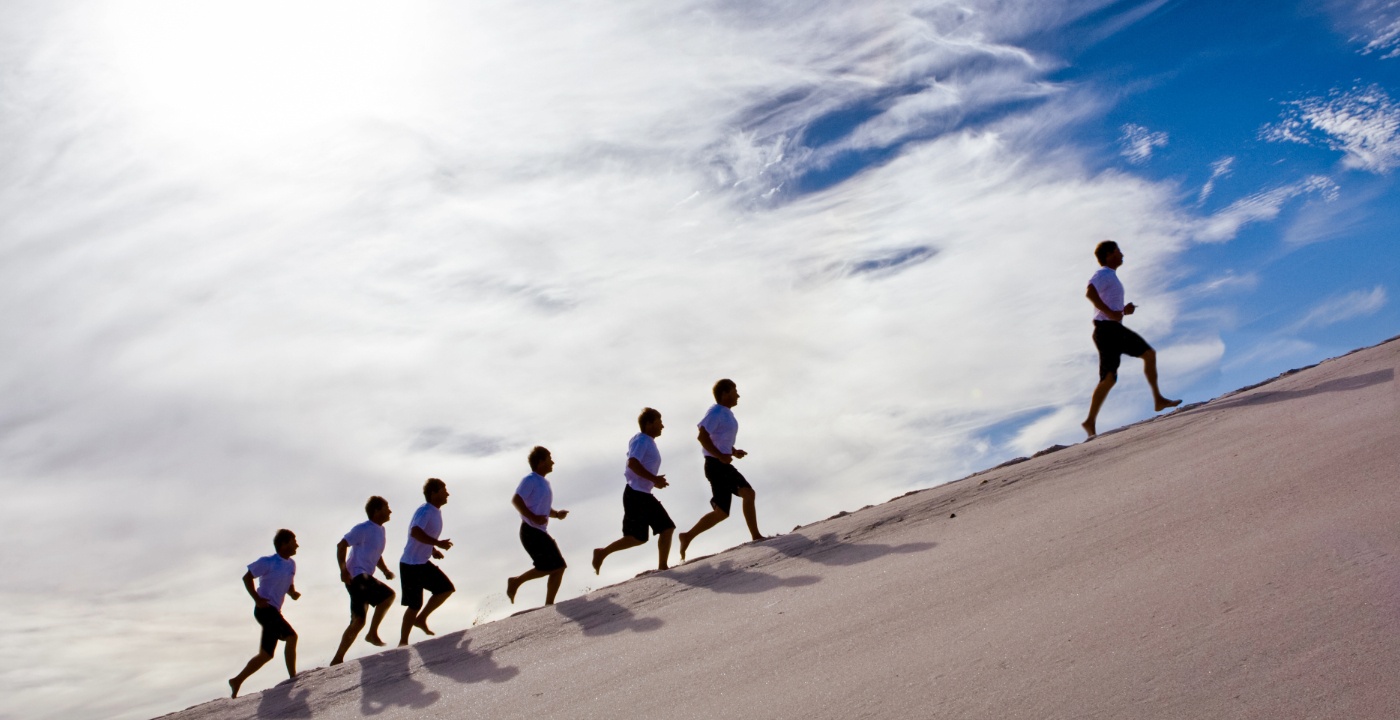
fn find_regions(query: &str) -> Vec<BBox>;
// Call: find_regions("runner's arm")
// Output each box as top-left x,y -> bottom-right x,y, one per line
336,539 -> 352,583
697,427 -> 731,464
627,457 -> 667,488
242,572 -> 268,607
1086,284 -> 1123,322
512,493 -> 548,526
410,526 -> 451,550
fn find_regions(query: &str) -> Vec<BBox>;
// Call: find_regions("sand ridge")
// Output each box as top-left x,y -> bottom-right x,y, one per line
162,336 -> 1400,720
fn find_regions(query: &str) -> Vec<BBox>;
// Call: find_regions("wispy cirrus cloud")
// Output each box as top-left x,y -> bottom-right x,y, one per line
1326,0 -> 1400,58
1193,175 -> 1339,242
1261,84 -> 1400,173
1289,285 -> 1389,332
1197,156 -> 1235,204
1119,123 -> 1168,163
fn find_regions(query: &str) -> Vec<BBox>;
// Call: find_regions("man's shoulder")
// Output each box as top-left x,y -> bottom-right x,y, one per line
700,403 -> 732,421
1090,266 -> 1118,282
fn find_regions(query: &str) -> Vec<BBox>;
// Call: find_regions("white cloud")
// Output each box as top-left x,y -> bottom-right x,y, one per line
1197,156 -> 1235,204
1192,175 -> 1339,243
1290,286 -> 1389,332
1327,0 -> 1400,58
1261,85 -> 1400,173
1119,123 -> 1169,163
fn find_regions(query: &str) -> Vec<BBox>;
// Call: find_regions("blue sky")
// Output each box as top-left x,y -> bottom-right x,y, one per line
1,1 -> 1397,718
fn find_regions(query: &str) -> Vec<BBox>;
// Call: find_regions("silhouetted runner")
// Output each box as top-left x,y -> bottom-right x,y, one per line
1082,240 -> 1180,438
398,479 -> 454,646
507,446 -> 570,607
229,529 -> 301,698
331,496 -> 396,665
678,379 -> 765,561
593,408 -> 676,574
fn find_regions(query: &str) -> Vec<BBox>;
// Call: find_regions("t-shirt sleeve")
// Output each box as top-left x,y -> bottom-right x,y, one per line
247,556 -> 270,578
626,435 -> 646,461
1089,270 -> 1121,310
698,406 -> 718,433
343,524 -> 364,546
410,506 -> 431,533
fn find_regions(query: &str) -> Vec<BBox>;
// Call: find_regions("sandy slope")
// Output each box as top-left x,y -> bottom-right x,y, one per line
163,337 -> 1400,720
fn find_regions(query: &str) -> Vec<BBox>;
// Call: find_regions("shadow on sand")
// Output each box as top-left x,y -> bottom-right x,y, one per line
667,559 -> 821,594
358,647 -> 439,716
416,632 -> 521,685
256,676 -> 312,719
769,532 -> 936,566
1201,369 -> 1393,412
554,592 -> 665,636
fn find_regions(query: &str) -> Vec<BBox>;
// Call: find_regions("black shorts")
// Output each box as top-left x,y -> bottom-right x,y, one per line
254,605 -> 295,655
399,561 -> 454,610
704,456 -> 753,516
347,574 -> 394,619
622,486 -> 676,542
1093,320 -> 1152,380
520,524 -> 566,572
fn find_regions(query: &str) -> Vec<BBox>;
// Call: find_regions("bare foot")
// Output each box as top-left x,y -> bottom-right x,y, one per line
365,634 -> 385,647
1154,397 -> 1181,412
330,656 -> 344,666
677,531 -> 692,561
1081,419 -> 1096,439
506,576 -> 522,604
397,640 -> 409,648
657,564 -> 669,571
592,548 -> 605,575
750,534 -> 768,542
412,619 -> 435,636
229,678 -> 242,699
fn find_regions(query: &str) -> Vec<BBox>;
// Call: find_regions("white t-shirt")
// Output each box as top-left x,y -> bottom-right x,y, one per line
400,503 -> 443,566
247,554 -> 296,610
698,404 -> 738,457
1089,267 -> 1125,322
624,432 -> 662,493
343,520 -> 387,578
515,472 -> 553,533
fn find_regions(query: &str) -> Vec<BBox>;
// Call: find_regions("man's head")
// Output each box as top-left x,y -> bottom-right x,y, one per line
1095,240 -> 1123,268
713,378 -> 739,408
273,529 -> 298,557
529,446 -> 554,475
638,407 -> 663,437
423,478 -> 449,507
365,495 -> 391,524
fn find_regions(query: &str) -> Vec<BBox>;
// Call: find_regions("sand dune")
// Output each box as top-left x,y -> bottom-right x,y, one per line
163,337 -> 1400,719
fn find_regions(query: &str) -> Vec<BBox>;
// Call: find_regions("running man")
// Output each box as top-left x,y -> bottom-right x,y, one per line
593,408 -> 676,574
398,478 -> 454,646
229,529 -> 301,698
1082,240 -> 1180,438
331,496 -> 397,665
507,446 -> 570,606
678,379 -> 764,561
